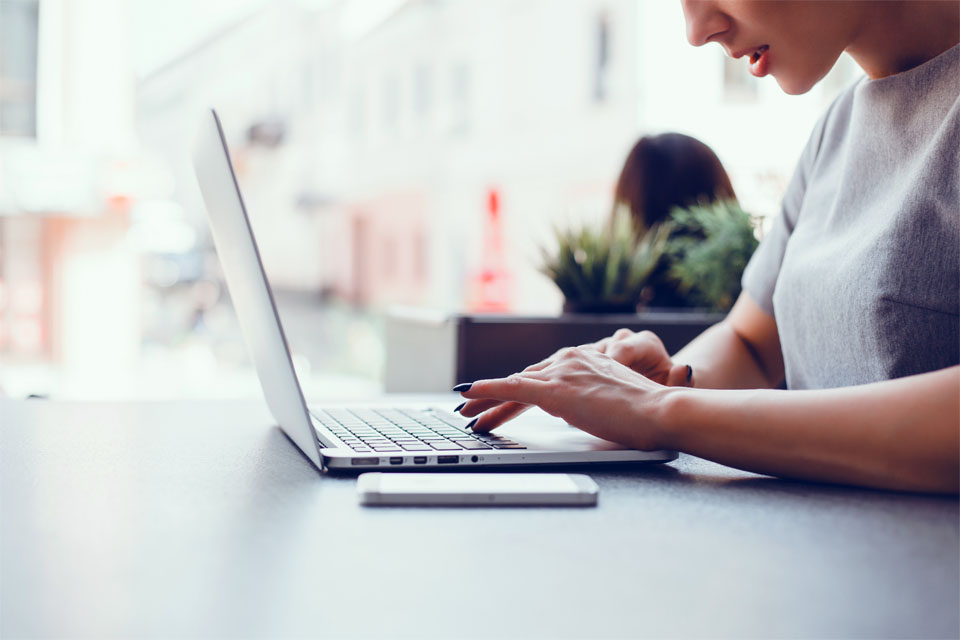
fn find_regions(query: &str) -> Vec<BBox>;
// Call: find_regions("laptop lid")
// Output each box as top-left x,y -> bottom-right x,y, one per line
192,108 -> 329,471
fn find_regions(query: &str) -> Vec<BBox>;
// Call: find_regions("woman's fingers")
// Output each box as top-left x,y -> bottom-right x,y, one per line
456,369 -> 557,430
666,362 -> 694,387
604,331 -> 675,383
455,346 -> 576,418
460,374 -> 549,405
586,337 -> 611,353
458,397 -> 514,417
469,401 -> 533,433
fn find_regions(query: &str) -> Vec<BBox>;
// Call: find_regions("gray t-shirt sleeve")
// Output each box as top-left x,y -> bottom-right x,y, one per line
741,107 -> 834,316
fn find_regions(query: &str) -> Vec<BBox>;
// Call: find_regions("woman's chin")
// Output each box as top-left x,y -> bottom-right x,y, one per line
775,74 -> 818,96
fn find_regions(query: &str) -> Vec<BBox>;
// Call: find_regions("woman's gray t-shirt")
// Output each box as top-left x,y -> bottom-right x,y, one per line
742,44 -> 959,390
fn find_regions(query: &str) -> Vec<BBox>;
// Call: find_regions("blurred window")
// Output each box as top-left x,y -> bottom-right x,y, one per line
413,63 -> 431,121
382,71 -> 399,130
0,0 -> 39,138
450,62 -> 470,134
593,12 -> 610,102
349,86 -> 365,137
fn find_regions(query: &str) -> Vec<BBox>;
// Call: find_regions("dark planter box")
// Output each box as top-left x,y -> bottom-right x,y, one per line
385,308 -> 725,391
454,310 -> 725,383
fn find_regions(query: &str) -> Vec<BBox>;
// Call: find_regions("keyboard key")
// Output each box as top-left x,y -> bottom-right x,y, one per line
450,440 -> 493,450
433,411 -> 469,427
321,407 -> 528,454
428,442 -> 463,450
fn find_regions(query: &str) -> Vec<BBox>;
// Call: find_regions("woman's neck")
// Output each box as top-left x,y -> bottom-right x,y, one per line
846,0 -> 960,79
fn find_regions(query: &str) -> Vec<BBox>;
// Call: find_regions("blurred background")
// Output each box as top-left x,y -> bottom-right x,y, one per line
0,0 -> 858,400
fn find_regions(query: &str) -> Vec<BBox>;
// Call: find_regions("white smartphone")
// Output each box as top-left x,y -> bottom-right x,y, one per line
357,472 -> 598,506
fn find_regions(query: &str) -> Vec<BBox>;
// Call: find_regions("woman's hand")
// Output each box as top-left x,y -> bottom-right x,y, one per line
457,346 -> 673,450
458,328 -> 691,432
591,328 -> 693,386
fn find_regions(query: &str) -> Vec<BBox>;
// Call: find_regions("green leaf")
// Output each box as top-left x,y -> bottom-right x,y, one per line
665,199 -> 759,311
539,206 -> 670,307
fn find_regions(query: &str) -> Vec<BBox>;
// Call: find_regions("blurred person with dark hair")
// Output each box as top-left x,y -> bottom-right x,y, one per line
614,132 -> 736,232
457,0 -> 960,494
613,132 -> 737,307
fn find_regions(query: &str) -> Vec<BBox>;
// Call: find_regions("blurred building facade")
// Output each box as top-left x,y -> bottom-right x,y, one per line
0,0 -> 858,398
137,0 -> 856,311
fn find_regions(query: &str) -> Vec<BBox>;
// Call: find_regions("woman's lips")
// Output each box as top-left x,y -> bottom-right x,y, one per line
748,45 -> 770,77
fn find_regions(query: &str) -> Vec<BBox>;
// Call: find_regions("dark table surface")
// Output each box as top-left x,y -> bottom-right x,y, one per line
2,398 -> 957,639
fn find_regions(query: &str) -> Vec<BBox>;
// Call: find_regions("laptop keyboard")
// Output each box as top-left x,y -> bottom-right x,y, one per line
311,407 -> 527,453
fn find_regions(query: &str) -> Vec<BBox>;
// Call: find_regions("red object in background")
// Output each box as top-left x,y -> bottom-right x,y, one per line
106,194 -> 132,213
469,187 -> 511,312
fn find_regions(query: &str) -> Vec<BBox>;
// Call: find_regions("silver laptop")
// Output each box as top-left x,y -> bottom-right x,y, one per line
192,108 -> 677,471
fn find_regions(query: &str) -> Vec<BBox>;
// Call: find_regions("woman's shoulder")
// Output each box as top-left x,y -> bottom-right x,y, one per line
808,77 -> 864,159
785,77 -> 863,194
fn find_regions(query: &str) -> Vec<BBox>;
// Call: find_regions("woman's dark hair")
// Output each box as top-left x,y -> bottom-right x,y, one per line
613,133 -> 736,231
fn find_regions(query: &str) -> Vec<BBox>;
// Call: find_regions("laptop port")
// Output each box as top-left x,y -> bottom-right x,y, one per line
389,457 -> 403,465
437,456 -> 458,464
351,458 -> 379,466
413,456 -> 427,464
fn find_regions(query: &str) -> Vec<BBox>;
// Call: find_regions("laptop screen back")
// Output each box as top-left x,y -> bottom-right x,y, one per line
192,109 -> 325,471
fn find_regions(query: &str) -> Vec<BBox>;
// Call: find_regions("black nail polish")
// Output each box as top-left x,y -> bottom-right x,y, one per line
465,418 -> 478,431
454,401 -> 466,413
452,383 -> 473,392
686,365 -> 693,382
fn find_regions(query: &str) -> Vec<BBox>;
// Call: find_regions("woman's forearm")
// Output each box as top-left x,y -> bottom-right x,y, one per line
673,321 -> 773,389
657,366 -> 960,493
673,294 -> 785,390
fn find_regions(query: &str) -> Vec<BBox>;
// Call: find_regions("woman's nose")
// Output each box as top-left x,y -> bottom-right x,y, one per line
681,0 -> 730,47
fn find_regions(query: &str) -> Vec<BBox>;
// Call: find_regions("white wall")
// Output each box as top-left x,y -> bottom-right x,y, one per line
136,0 -> 862,315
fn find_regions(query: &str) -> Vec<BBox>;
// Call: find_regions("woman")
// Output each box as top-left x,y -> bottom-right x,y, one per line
456,0 -> 960,493
614,133 -> 737,308
614,133 -> 736,233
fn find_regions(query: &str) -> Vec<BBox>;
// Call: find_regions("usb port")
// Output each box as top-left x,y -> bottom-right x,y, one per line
437,456 -> 458,464
389,457 -> 403,465
413,456 -> 428,464
351,458 -> 379,466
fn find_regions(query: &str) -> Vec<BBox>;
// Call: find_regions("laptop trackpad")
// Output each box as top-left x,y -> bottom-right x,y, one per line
493,408 -> 629,452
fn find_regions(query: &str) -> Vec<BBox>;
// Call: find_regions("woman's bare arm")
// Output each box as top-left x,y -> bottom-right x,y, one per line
663,365 -> 960,493
673,292 -> 785,390
459,353 -> 959,493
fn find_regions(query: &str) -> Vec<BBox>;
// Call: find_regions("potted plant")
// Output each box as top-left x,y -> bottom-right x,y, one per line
540,207 -> 672,314
663,199 -> 759,312
541,199 -> 758,314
